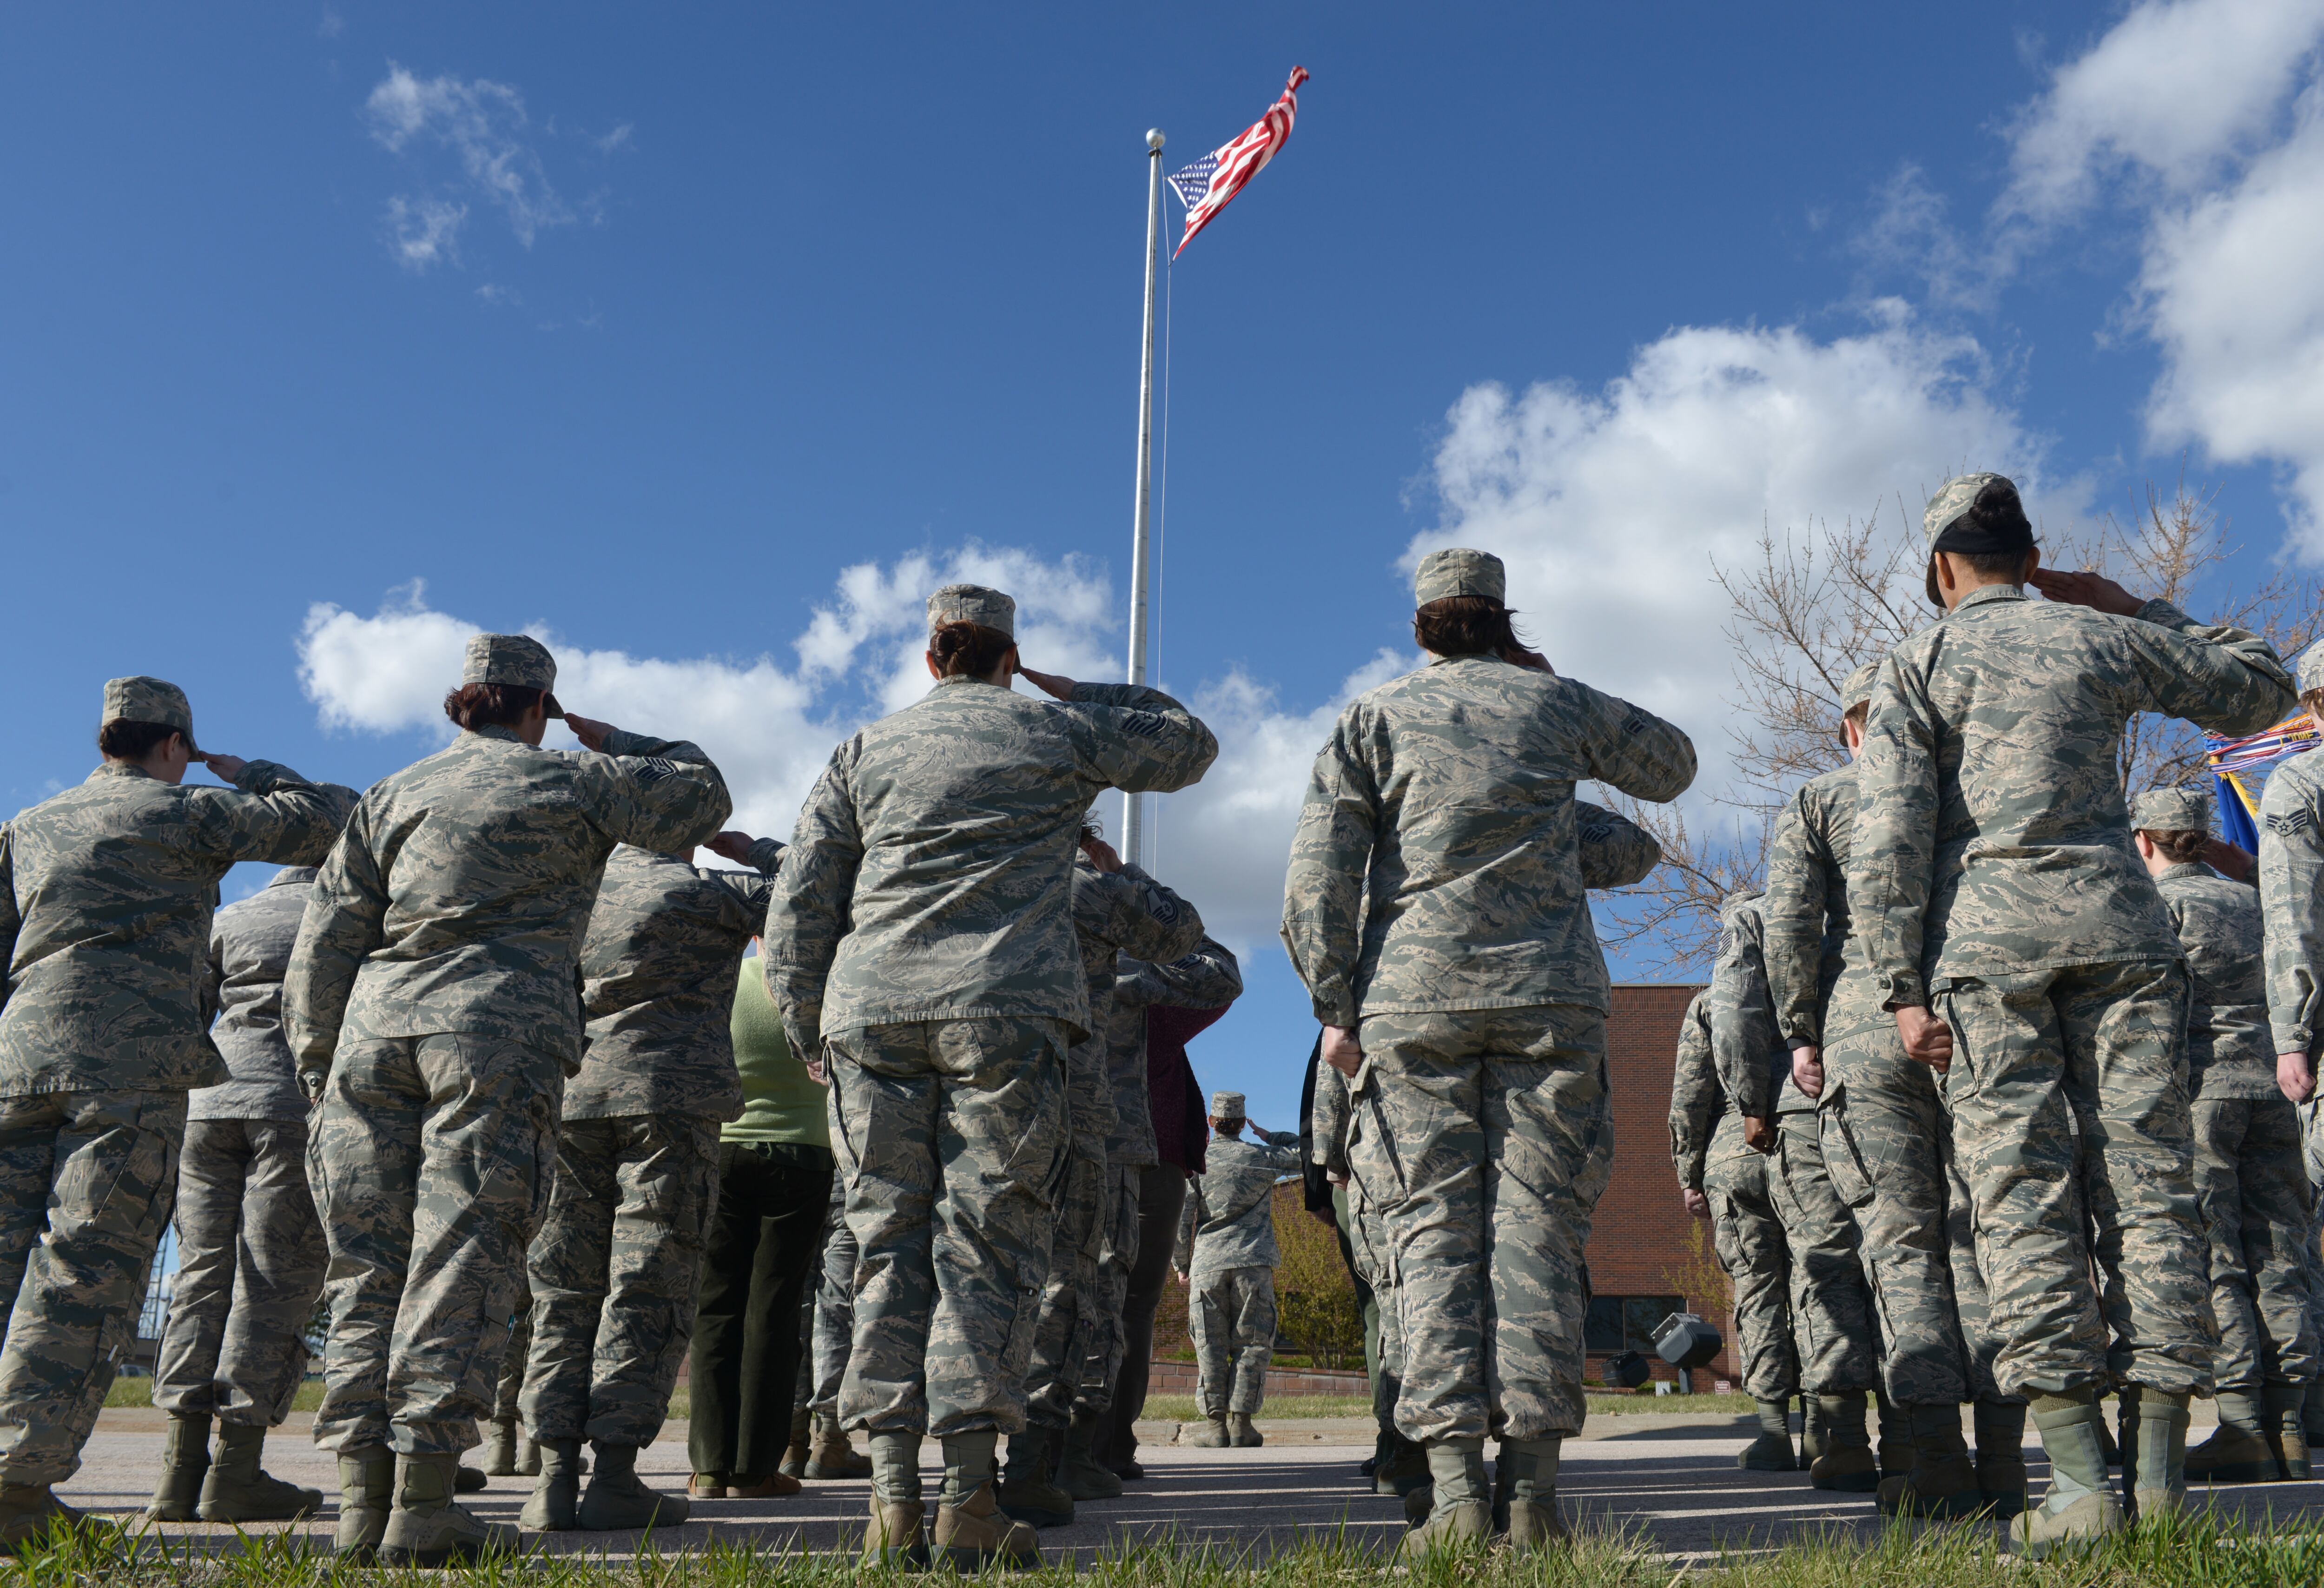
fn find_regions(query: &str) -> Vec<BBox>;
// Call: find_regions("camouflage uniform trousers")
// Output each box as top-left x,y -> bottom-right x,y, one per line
519,1113 -> 721,1446
1820,1034 -> 1971,1405
2191,1096 -> 2318,1392
308,1033 -> 560,1456
0,1089 -> 186,1486
1703,1116 -> 1799,1403
1935,960 -> 2216,1398
1346,1004 -> 1614,1445
827,1017 -> 1068,1437
1080,1162 -> 1143,1416
1337,1178 -> 1403,1432
792,1171 -> 857,1419
494,1277 -> 530,1426
1189,1266 -> 1276,1418
152,1116 -> 327,1426
2304,1105 -> 2324,1388
1023,1136 -> 1108,1429
1770,1110 -> 1879,1393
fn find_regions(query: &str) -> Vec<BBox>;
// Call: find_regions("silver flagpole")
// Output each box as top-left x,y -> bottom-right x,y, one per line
1123,127 -> 1165,866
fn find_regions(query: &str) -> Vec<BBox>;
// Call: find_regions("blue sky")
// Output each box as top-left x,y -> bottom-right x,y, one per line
8,1 -> 2324,1128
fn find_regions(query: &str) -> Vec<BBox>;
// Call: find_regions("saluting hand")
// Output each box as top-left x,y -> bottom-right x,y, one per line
199,752 -> 248,782
2204,837 -> 2257,884
1081,835 -> 1125,873
1016,664 -> 1076,701
2027,567 -> 2143,617
564,713 -> 614,751
705,831 -> 759,865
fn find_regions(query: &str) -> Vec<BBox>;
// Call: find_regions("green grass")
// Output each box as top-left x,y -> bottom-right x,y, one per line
7,1500 -> 2324,1586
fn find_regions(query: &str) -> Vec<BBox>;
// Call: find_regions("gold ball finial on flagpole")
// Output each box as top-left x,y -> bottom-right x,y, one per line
1146,129 -> 1165,152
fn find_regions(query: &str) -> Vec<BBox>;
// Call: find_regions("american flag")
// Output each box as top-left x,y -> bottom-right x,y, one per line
1167,66 -> 1309,258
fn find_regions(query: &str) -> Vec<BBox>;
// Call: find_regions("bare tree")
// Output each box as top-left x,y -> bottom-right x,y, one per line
1596,472 -> 2320,978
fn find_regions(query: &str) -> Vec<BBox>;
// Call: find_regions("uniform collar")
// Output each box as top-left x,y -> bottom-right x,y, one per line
1950,584 -> 2027,615
89,761 -> 157,783
2155,861 -> 2213,883
468,724 -> 522,744
1424,651 -> 1505,668
932,674 -> 1001,690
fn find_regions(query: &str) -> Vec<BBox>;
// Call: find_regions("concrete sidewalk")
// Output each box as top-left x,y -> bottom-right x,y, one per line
57,1406 -> 2324,1563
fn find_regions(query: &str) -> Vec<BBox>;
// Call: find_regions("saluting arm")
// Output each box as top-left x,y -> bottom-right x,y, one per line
573,725 -> 733,855
1575,798 -> 1661,889
1576,683 -> 1697,805
201,761 -> 359,867
1069,681 -> 1221,794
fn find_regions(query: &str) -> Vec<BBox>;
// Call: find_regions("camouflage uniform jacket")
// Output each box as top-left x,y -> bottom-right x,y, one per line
1708,891 -> 1808,1118
1854,588 -> 2294,1007
0,761 -> 354,1098
2151,860 -> 2272,1099
564,839 -> 784,1123
1279,653 -> 1695,1026
190,866 -> 320,1123
1174,1127 -> 1301,1277
1067,857 -> 1205,1148
284,725 -> 730,1083
1108,936 -> 1244,1166
1762,760 -> 1890,1051
2260,749 -> 2324,1059
766,677 -> 1216,1064
1668,989 -> 1724,1191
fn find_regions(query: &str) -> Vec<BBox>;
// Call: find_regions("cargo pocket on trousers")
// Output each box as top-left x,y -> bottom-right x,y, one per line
1820,1089 -> 1876,1214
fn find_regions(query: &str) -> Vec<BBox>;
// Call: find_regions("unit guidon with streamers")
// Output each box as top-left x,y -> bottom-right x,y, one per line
1167,66 -> 1309,258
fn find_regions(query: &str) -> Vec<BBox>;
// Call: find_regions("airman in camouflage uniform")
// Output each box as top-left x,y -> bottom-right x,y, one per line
2256,642 -> 2324,1457
1174,1093 -> 1301,1446
1282,549 -> 1696,1552
2130,785 -> 2315,1483
1763,661 -> 2024,1517
999,836 -> 1203,1525
516,835 -> 782,1532
287,635 -> 730,1564
766,584 -> 1216,1570
147,867 -> 332,1526
1670,984 -> 1802,1465
1852,475 -> 2294,1550
0,677 -> 352,1545
1709,890 -> 1881,1490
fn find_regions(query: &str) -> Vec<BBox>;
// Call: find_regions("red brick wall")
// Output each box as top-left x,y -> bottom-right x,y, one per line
1589,983 -> 1733,1385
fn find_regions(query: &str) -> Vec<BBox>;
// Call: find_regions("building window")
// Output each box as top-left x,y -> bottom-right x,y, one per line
1584,1295 -> 1685,1354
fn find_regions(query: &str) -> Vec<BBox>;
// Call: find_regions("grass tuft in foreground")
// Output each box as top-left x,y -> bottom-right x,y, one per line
6,1502 -> 2324,1588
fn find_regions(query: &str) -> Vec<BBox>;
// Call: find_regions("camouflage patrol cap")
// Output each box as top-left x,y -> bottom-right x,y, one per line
927,583 -> 1015,639
1922,473 -> 2034,553
2130,785 -> 2212,835
102,676 -> 193,736
462,633 -> 557,692
2298,641 -> 2324,695
1841,662 -> 1882,715
1414,548 -> 1506,606
1210,1090 -> 1246,1121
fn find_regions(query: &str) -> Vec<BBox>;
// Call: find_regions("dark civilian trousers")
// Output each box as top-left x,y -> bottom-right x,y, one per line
1100,1164 -> 1187,1462
686,1141 -> 833,1481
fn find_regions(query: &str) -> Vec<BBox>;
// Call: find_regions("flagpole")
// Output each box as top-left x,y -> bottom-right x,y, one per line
1123,127 -> 1165,866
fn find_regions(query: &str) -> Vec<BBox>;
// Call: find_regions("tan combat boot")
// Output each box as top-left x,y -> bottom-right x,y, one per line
198,1422 -> 323,1522
1500,1437 -> 1569,1551
1396,1440 -> 1493,1561
144,1411 -> 211,1522
520,1437 -> 583,1531
1227,1411 -> 1262,1448
934,1480 -> 1041,1569
1182,1416 -> 1230,1448
0,1485 -> 87,1549
1876,1403 -> 1985,1519
994,1426 -> 1072,1528
481,1418 -> 521,1476
380,1452 -> 522,1566
1807,1392 -> 1879,1493
2183,1390 -> 2279,1485
2015,1391 -> 2124,1558
333,1448 -> 395,1562
779,1405 -> 811,1480
577,1441 -> 689,1530
861,1493 -> 930,1568
1974,1400 -> 2029,1519
805,1412 -> 873,1480
2269,1383 -> 2311,1481
1738,1398 -> 1797,1470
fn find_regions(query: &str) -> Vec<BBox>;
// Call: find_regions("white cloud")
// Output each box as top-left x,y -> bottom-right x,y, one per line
365,63 -> 577,266
2000,0 -> 2324,223
383,195 -> 465,271
1991,0 -> 2324,549
1412,307 -> 2057,807
292,551 -> 1351,949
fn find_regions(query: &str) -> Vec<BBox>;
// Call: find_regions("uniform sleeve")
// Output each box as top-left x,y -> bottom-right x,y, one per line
1279,713 -> 1379,1029
283,809 -> 390,1085
1669,995 -> 1720,1192
1565,680 -> 1698,804
1258,1130 -> 1304,1173
0,825 -> 17,1020
1065,682 -> 1220,795
1310,1059 -> 1352,1176
1119,936 -> 1243,1011
2259,762 -> 2324,1056
1174,1183 -> 1199,1270
1575,799 -> 1662,889
693,840 -> 785,924
1850,655 -> 1941,1010
1083,863 -> 1207,970
1761,789 -> 1829,1046
194,762 -> 358,868
2125,601 -> 2298,738
763,747 -> 864,1066
576,731 -> 733,856
1708,912 -> 1783,1119
200,915 -> 226,1030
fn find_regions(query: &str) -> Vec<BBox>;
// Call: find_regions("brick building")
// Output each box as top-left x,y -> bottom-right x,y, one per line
1586,982 -> 1730,1385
